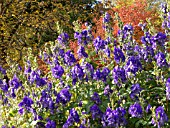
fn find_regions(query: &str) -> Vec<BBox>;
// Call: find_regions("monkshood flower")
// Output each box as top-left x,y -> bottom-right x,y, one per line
93,36 -> 107,52
152,106 -> 168,128
18,96 -> 34,115
29,70 -> 47,87
71,64 -> 84,85
63,108 -> 80,128
166,78 -> 170,100
45,119 -> 56,128
122,42 -> 135,56
140,31 -> 152,45
130,83 -> 142,100
125,56 -> 142,76
112,66 -> 126,85
104,85 -> 113,96
155,52 -> 168,68
91,92 -> 101,105
58,48 -> 65,58
77,46 -> 88,58
0,66 -> 6,75
74,30 -> 92,46
0,79 -> 9,93
104,46 -> 111,58
146,104 -> 152,113
113,46 -> 125,64
123,24 -> 133,32
128,103 -> 143,118
64,50 -> 76,66
90,104 -> 103,120
51,65 -> 64,79
79,125 -> 86,128
140,46 -> 155,62
84,62 -> 94,79
36,122 -> 45,128
118,24 -> 133,41
93,68 -> 101,81
151,32 -> 166,49
56,88 -> 71,105
101,67 -> 110,82
57,33 -> 69,45
102,107 -> 127,128
103,12 -> 111,23
161,3 -> 168,14
9,74 -> 22,90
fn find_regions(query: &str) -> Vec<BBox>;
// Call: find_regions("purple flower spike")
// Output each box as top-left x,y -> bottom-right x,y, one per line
56,88 -> 71,105
57,33 -> 69,45
113,46 -> 125,64
64,50 -> 76,66
155,52 -> 168,68
63,108 -> 80,128
102,107 -> 127,127
51,65 -> 64,79
152,106 -> 168,128
77,46 -> 88,58
90,104 -> 103,120
128,103 -> 143,118
112,66 -> 126,85
91,92 -> 101,105
166,78 -> 170,100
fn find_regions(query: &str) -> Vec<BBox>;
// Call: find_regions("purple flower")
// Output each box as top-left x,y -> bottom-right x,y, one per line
125,56 -> 142,75
29,70 -> 46,87
0,66 -> 6,75
152,106 -> 168,128
74,30 -> 91,46
123,24 -> 133,32
93,36 -> 107,52
71,64 -> 84,85
0,80 -> 9,93
140,46 -> 155,62
57,33 -> 69,45
130,83 -> 142,100
112,66 -> 126,85
91,92 -> 101,105
146,104 -> 151,113
166,78 -> 170,100
18,96 -> 34,114
79,124 -> 86,128
90,104 -> 103,120
56,88 -> 71,105
161,3 -> 168,14
63,108 -> 80,128
64,50 -> 76,66
104,46 -> 111,57
77,46 -> 88,58
103,12 -> 111,23
101,67 -> 110,82
51,65 -> 64,79
102,107 -> 127,127
104,85 -> 113,96
35,78 -> 47,87
9,74 -> 22,90
151,32 -> 166,50
84,63 -> 94,79
93,68 -> 101,81
113,46 -> 125,64
155,52 -> 168,68
128,103 -> 143,118
45,119 -> 56,128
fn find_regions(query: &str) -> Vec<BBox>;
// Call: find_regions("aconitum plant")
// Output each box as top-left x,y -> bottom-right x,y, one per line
0,2 -> 170,128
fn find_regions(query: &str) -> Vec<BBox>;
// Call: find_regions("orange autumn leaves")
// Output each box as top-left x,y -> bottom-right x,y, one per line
88,0 -> 161,43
